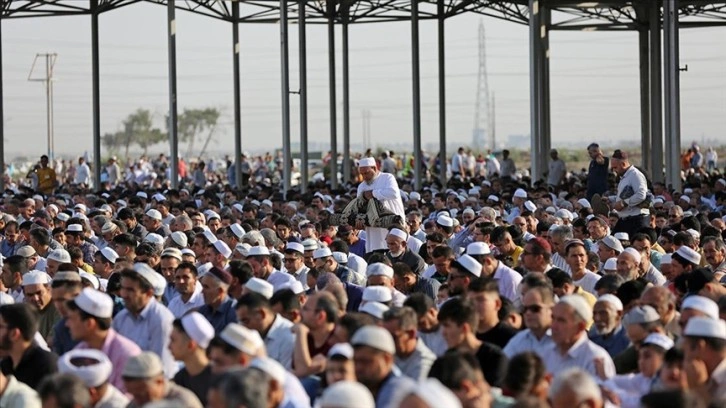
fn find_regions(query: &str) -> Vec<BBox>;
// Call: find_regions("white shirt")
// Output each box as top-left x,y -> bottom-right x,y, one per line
422,264 -> 437,280
418,327 -> 448,357
407,236 -> 423,254
267,269 -> 297,290
493,261 -> 523,302
264,314 -> 295,370
74,163 -> 91,185
346,254 -> 368,278
548,159 -> 566,186
290,265 -> 310,291
573,270 -> 601,295
167,285 -> 205,318
603,373 -> 655,408
616,165 -> 649,218
503,329 -> 554,358
357,172 -> 405,252
551,253 -> 572,274
542,333 -> 615,379
643,265 -> 667,287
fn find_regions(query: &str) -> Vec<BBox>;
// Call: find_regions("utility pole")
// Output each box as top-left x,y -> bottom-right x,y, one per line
28,53 -> 58,160
490,93 -> 496,150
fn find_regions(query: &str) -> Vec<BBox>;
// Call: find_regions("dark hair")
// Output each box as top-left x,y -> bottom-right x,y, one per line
545,268 -> 572,288
29,228 -> 51,247
429,352 -> 483,390
66,298 -> 112,330
337,313 -> 376,341
176,261 -> 198,277
0,304 -> 38,341
468,277 -> 499,295
328,240 -> 350,255
38,373 -> 91,408
228,260 -> 253,285
314,292 -> 340,324
640,390 -> 705,408
392,262 -> 414,278
236,292 -> 272,312
438,296 -> 477,331
112,233 -> 137,248
503,352 -> 547,398
616,279 -> 649,307
594,274 -> 625,294
403,292 -> 435,317
431,245 -> 454,260
269,289 -> 301,314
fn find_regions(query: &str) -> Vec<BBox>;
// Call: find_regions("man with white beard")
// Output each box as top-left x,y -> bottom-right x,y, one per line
356,158 -> 405,255
588,295 -> 630,357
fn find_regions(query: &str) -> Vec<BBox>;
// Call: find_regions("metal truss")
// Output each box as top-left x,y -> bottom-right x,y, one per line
2,0 -> 726,28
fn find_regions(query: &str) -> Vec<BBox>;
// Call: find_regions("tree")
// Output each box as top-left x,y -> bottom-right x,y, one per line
122,109 -> 165,157
102,131 -> 124,153
175,107 -> 221,158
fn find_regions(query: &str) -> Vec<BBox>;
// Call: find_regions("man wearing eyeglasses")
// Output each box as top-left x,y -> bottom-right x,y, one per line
283,242 -> 309,291
503,281 -> 555,358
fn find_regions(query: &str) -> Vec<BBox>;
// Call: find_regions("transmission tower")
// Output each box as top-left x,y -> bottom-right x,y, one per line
472,20 -> 490,152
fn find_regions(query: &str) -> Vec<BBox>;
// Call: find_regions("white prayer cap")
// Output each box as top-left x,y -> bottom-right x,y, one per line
22,270 -> 51,286
245,277 -> 274,299
359,302 -> 389,319
197,262 -> 213,277
687,228 -> 701,240
577,198 -> 591,209
362,286 -> 392,304
74,203 -> 88,213
596,294 -> 623,312
681,295 -> 719,320
366,263 -> 394,279
285,242 -> 304,254
213,241 -> 232,259
660,253 -> 672,265
684,316 -> 726,340
513,188 -> 528,199
463,208 -> 476,216
614,232 -> 629,241
643,333 -> 674,351
145,209 -> 162,221
74,288 -> 114,319
555,209 -> 573,220
317,381 -> 375,408
358,157 -> 376,168
250,356 -> 286,385
387,228 -> 407,241
205,210 -> 221,220
170,231 -> 188,248
219,323 -> 264,356
398,378 -> 463,408
313,248 -> 332,259
600,236 -> 624,253
181,248 -> 196,258
101,222 -> 118,234
234,243 -> 251,257
136,191 -> 148,199
328,343 -> 354,359
80,272 -> 100,290
301,239 -> 319,251
133,262 -> 160,288
152,193 -> 166,202
144,233 -> 164,246
276,280 -> 304,295
160,247 -> 183,262
202,228 -> 218,244
100,247 -> 119,264
622,247 -> 642,264
545,206 -> 557,214
351,325 -> 396,354
603,258 -> 618,271
180,312 -> 215,349
623,305 -> 660,326
524,201 -> 537,212
558,295 -> 592,323
66,224 -> 83,233
675,246 -> 701,265
56,213 -> 70,222
453,254 -> 482,277
436,215 -> 454,227
247,246 -> 271,257
466,242 -> 491,256
230,224 -> 246,239
332,252 -> 348,264
58,349 -> 113,387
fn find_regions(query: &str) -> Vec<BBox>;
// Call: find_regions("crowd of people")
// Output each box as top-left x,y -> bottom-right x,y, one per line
2,142 -> 725,408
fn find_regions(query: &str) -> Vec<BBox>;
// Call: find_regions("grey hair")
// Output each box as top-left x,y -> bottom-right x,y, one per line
176,214 -> 193,230
701,236 -> 726,252
212,368 -> 269,408
479,207 -> 497,222
551,225 -> 574,241
38,373 -> 91,408
548,368 -> 602,404
383,306 -> 419,331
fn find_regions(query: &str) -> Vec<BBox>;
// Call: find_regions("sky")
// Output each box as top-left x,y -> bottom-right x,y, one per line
2,2 -> 725,159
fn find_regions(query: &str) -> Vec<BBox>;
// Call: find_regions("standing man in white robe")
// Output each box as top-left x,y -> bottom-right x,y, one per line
356,157 -> 405,255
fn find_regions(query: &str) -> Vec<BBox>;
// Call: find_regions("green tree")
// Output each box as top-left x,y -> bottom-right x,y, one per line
123,109 -> 166,156
174,107 -> 221,158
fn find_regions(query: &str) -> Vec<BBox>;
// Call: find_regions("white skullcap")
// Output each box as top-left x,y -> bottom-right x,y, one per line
234,243 -> 251,257
358,157 -> 376,167
219,323 -> 264,356
74,288 -> 114,319
230,224 -> 246,239
247,246 -> 271,257
603,258 -> 618,271
275,280 -> 304,295
513,188 -> 527,199
366,263 -> 394,279
400,378 -> 462,408
328,343 -> 354,359
66,224 -> 83,233
317,381 -> 375,408
682,295 -> 719,320
250,356 -> 286,385
524,201 -> 537,212
144,233 -> 164,246
181,248 -> 196,258
596,294 -> 623,312
466,242 -> 491,256
643,333 -> 674,351
454,254 -> 482,277
487,195 -> 499,202
387,228 -> 407,241
246,277 -> 274,299
58,349 -> 113,388
577,198 -> 591,209
22,270 -> 50,286
675,246 -> 701,265
687,228 -> 701,240
332,252 -> 348,264
213,241 -> 232,259
614,232 -> 629,241
301,239 -> 319,251
558,295 -> 592,323
285,242 -> 304,254
436,215 -> 454,227
362,286 -> 392,304
170,231 -> 188,248
622,247 -> 642,264
351,325 -> 395,354
145,209 -> 162,221
359,302 -> 390,319
80,272 -> 100,290
660,254 -> 672,265
202,228 -> 218,244
684,316 -> 726,340
180,312 -> 215,349
100,247 -> 119,264
313,248 -> 332,259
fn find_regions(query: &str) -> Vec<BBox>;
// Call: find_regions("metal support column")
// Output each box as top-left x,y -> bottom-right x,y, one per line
0,17 -> 4,191
529,0 -> 543,184
411,0 -> 422,190
280,0 -> 292,195
232,1 -> 243,189
299,0 -> 309,193
167,0 -> 179,188
540,5 -> 551,178
638,24 -> 651,174
663,0 -> 681,191
91,0 -> 102,188
650,1 -> 664,183
327,0 -> 338,189
342,16 -> 351,184
437,0 -> 446,187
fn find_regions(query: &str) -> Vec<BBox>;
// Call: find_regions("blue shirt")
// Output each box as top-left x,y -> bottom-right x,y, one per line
112,298 -> 177,378
198,296 -> 238,333
375,373 -> 415,408
349,239 -> 367,258
589,324 -> 631,358
52,318 -> 78,356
